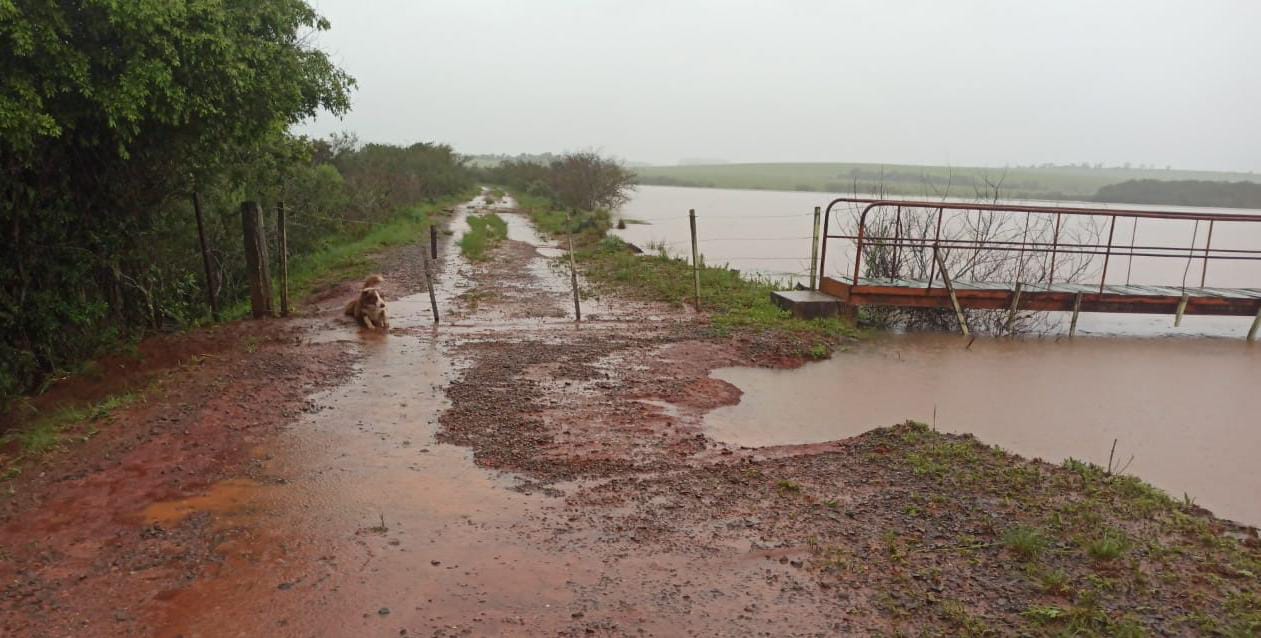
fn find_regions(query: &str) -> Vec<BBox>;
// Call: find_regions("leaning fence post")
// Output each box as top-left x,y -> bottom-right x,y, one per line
1004,282 -> 1024,335
1247,305 -> 1260,343
430,224 -> 438,261
568,233 -> 582,322
191,191 -> 220,321
689,209 -> 701,310
276,200 -> 290,317
1069,292 -> 1084,337
809,206 -> 821,290
422,225 -> 439,325
240,201 -> 273,319
933,246 -> 969,337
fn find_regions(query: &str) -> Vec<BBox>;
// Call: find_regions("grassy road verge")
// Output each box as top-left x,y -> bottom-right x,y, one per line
513,193 -> 856,356
3,191 -> 475,473
460,212 -> 509,261
225,191 -> 474,320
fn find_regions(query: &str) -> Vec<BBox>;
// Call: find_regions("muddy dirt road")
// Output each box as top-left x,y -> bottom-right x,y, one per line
0,194 -> 827,636
3,193 -> 1257,637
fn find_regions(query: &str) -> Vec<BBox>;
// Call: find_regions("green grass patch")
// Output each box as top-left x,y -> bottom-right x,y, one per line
841,421 -> 1261,634
460,212 -> 509,261
223,191 -> 474,320
511,192 -> 857,354
1,392 -> 141,474
1002,525 -> 1049,560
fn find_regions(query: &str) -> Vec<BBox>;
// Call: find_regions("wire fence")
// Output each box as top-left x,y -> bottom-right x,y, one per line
224,196 -> 832,328
613,207 -> 828,289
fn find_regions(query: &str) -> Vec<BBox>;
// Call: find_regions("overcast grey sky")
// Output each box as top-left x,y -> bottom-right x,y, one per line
299,0 -> 1260,172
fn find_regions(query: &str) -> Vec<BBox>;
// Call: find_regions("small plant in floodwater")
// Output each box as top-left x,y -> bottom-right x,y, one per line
882,530 -> 908,564
823,499 -> 839,509
1086,531 -> 1128,561
1023,605 -> 1067,624
1002,525 -> 1048,560
776,479 -> 802,493
808,343 -> 828,359
368,513 -> 388,534
940,600 -> 992,635
1034,567 -> 1072,596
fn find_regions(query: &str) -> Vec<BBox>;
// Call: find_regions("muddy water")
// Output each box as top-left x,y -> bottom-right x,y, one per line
150,194 -> 785,636
705,333 -> 1261,525
615,185 -> 1261,338
151,194 -> 594,634
624,185 -> 1261,523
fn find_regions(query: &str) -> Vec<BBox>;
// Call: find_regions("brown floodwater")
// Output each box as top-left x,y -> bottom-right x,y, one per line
615,185 -> 1261,339
623,185 -> 1261,524
705,333 -> 1261,525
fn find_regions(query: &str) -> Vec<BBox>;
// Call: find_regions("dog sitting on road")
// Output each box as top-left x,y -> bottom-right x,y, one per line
343,274 -> 389,330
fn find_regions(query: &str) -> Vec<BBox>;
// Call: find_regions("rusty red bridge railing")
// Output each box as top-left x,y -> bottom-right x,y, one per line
809,198 -> 1261,339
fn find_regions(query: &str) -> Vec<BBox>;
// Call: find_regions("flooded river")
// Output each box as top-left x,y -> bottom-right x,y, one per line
617,186 -> 1261,525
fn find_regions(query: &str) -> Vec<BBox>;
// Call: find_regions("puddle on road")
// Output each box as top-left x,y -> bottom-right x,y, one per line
149,199 -> 595,634
142,478 -> 265,525
151,194 -> 806,635
153,301 -> 594,635
705,332 -> 1261,526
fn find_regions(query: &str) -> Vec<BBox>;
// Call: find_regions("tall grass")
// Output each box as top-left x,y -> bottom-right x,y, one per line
223,191 -> 474,320
511,191 -> 856,354
580,237 -> 852,341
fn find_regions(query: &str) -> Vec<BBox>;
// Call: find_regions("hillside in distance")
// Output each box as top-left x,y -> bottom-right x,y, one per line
635,162 -> 1260,204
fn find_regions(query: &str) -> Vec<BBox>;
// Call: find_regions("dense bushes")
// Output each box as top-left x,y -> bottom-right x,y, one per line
478,152 -> 636,214
0,2 -> 472,404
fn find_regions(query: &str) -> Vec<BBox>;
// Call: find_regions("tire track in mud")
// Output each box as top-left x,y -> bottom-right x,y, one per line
129,192 -> 856,637
13,192 -> 1234,636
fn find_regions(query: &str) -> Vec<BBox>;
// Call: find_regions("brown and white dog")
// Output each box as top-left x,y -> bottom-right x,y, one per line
344,274 -> 389,330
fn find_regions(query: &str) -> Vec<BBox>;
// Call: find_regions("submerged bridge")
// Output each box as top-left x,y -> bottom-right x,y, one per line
776,198 -> 1261,340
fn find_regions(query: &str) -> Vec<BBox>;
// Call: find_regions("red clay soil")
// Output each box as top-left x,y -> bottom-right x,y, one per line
0,320 -> 357,637
2,200 -> 1257,637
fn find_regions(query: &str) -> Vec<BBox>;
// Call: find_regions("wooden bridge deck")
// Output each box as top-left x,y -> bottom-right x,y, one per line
820,276 -> 1261,316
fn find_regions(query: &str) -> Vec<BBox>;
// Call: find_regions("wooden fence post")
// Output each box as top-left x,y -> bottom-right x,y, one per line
276,200 -> 290,317
423,226 -> 439,324
568,233 -> 582,322
1069,292 -> 1083,337
810,206 -> 822,290
933,248 -> 969,337
1004,282 -> 1024,335
241,201 -> 273,318
192,191 -> 220,321
689,209 -> 701,310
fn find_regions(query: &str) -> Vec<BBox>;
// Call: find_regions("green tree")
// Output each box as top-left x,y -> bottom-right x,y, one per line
0,0 -> 354,400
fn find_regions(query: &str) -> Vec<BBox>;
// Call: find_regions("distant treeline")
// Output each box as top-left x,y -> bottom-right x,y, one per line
634,163 -> 1260,203
1093,180 -> 1261,210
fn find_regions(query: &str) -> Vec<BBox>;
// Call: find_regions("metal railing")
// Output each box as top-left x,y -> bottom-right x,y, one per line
819,198 -> 1261,293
